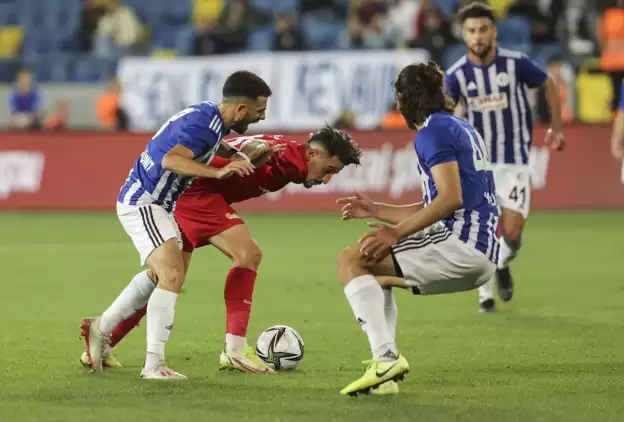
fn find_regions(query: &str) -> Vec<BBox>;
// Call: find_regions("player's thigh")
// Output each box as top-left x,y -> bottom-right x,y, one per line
209,223 -> 262,269
336,244 -> 398,285
493,165 -> 531,220
392,234 -> 495,296
117,203 -> 182,266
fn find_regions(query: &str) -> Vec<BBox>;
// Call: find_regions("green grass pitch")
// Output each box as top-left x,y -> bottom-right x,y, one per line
0,211 -> 623,422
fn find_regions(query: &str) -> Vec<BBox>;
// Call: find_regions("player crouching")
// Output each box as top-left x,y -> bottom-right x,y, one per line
80,126 -> 363,374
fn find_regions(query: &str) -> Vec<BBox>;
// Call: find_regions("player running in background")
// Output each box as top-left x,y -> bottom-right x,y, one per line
80,127 -> 362,373
445,2 -> 565,312
611,81 -> 624,160
80,71 -> 273,380
335,62 -> 499,396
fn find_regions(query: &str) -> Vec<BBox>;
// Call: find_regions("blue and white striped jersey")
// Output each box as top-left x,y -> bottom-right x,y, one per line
445,47 -> 548,165
118,102 -> 229,212
415,112 -> 499,263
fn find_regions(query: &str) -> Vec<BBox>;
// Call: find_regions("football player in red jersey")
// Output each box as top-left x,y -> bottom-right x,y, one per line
80,125 -> 362,373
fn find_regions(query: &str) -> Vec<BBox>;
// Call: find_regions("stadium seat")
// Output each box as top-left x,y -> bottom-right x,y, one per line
488,0 -> 515,18
497,16 -> 531,46
249,0 -> 274,14
74,57 -> 117,82
576,59 -> 613,123
0,26 -> 24,59
174,25 -> 196,55
246,25 -> 274,52
442,44 -> 467,70
163,1 -> 192,25
301,18 -> 344,50
0,3 -> 18,26
0,59 -> 19,82
272,0 -> 300,14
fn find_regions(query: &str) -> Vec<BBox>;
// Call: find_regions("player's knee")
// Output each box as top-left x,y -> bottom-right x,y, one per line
146,269 -> 159,285
336,246 -> 361,285
502,222 -> 524,244
156,266 -> 185,289
232,241 -> 262,270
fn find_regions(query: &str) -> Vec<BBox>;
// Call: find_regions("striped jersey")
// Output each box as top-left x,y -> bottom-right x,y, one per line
415,112 -> 499,263
118,102 -> 229,212
445,47 -> 548,165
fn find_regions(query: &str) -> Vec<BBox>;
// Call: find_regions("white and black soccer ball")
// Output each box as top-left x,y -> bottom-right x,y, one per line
255,325 -> 304,370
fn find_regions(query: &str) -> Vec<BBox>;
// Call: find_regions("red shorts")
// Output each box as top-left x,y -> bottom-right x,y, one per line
174,192 -> 244,253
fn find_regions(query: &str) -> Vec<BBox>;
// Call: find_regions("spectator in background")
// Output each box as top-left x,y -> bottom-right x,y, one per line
597,0 -> 624,111
97,78 -> 128,131
77,0 -> 106,52
9,69 -> 41,131
273,13 -> 304,51
44,102 -> 70,131
213,0 -> 253,53
536,57 -> 575,123
354,2 -> 394,49
192,17 -> 223,55
379,101 -> 408,129
409,8 -> 455,64
333,110 -> 357,130
94,0 -> 143,58
387,0 -> 425,47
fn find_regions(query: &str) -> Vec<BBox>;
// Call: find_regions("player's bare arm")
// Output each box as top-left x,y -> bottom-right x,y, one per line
238,140 -> 287,166
543,74 -> 565,151
162,144 -> 254,179
359,161 -> 463,259
337,191 -> 423,224
611,109 -> 624,159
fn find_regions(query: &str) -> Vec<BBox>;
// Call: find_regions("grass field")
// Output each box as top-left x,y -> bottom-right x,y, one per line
1,211 -> 623,422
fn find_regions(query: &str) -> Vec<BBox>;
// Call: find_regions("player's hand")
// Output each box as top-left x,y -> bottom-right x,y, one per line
358,222 -> 400,262
217,160 -> 255,179
248,143 -> 287,166
545,128 -> 565,151
337,191 -> 377,220
611,138 -> 624,160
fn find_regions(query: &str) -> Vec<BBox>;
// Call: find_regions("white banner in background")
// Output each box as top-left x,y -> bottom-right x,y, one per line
118,50 -> 429,131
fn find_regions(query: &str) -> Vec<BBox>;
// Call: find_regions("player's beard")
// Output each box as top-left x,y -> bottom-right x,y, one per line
469,42 -> 493,60
303,179 -> 321,188
231,120 -> 250,134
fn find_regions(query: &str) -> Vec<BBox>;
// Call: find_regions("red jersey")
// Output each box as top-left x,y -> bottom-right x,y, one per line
178,134 -> 308,205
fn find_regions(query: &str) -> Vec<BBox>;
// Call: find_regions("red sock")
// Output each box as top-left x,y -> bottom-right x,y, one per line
224,267 -> 257,336
109,305 -> 147,347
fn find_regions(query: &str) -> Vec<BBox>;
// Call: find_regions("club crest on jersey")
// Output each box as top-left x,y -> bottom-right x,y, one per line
226,212 -> 241,220
496,72 -> 510,87
467,93 -> 508,111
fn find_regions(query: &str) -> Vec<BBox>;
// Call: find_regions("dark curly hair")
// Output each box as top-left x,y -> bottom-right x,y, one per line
393,61 -> 455,129
308,124 -> 362,166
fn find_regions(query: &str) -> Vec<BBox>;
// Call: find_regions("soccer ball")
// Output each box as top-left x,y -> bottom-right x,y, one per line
255,325 -> 304,370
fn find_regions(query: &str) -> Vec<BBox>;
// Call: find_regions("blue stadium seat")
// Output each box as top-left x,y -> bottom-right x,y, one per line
0,59 -> 19,83
249,0 -> 275,14
273,0 -> 300,14
74,57 -> 117,82
246,25 -> 274,52
497,16 -> 531,48
174,25 -> 196,55
441,44 -> 467,70
301,18 -> 344,50
163,1 -> 192,25
0,3 -> 18,26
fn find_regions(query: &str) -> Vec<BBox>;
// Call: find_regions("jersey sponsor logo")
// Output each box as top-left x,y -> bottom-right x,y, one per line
467,92 -> 508,111
0,151 -> 45,199
140,150 -> 156,172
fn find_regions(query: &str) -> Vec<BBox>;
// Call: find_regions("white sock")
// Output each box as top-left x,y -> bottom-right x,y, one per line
382,289 -> 398,340
344,275 -> 398,361
498,237 -> 520,269
225,334 -> 247,354
478,277 -> 495,303
98,270 -> 156,335
145,288 -> 178,370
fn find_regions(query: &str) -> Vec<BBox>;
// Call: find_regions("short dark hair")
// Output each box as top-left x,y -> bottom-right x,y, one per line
308,125 -> 362,166
222,70 -> 272,100
393,61 -> 455,129
457,1 -> 496,24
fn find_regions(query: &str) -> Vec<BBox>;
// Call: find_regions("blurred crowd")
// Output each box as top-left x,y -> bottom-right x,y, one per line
2,0 -> 624,131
